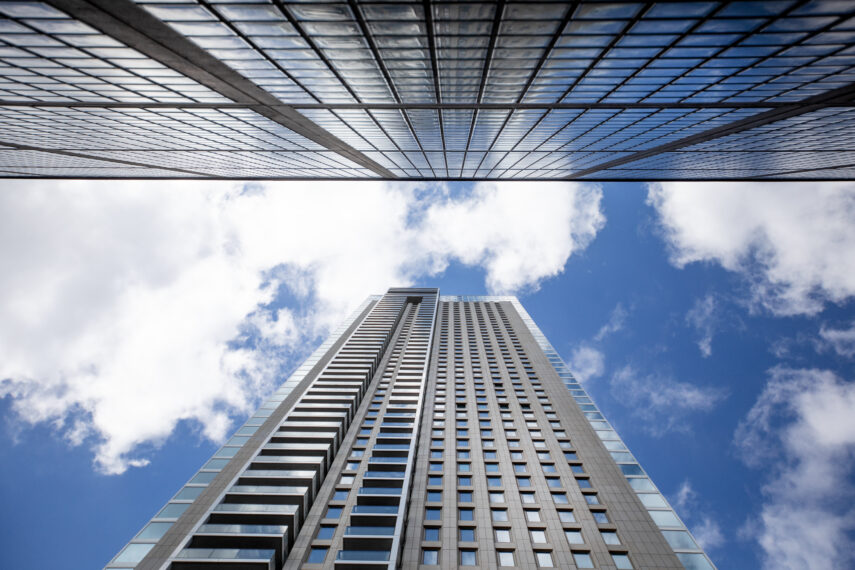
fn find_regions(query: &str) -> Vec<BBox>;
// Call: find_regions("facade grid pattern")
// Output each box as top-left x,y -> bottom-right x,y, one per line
0,0 -> 854,179
108,289 -> 715,570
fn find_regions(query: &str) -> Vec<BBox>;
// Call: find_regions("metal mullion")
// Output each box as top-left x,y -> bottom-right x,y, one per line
557,3 -> 654,102
598,4 -> 729,103
748,159 -> 855,179
466,0 -> 505,174
46,0 -> 396,177
645,1 -> 811,103
488,108 -> 569,174
281,101 -> 840,110
566,79 -> 855,178
201,0 -> 320,104
515,1 -> 579,103
423,0 -> 448,175
266,1 -> 415,170
689,106 -> 853,151
0,139 -> 211,176
132,106 -> 278,152
731,11 -> 855,102
346,0 -> 436,177
3,16 -> 170,105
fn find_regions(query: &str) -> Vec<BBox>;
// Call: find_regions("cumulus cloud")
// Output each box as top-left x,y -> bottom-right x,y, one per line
567,345 -> 605,382
735,367 -> 855,570
819,320 -> 855,358
686,294 -> 718,357
0,179 -> 604,474
648,182 -> 855,316
610,365 -> 728,436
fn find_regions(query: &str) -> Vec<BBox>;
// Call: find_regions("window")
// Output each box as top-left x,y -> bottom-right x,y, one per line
552,493 -> 569,504
339,475 -> 354,485
492,509 -> 509,522
459,463 -> 471,472
514,464 -> 527,473
521,492 -> 536,504
460,508 -> 474,521
460,549 -> 477,565
489,492 -> 505,503
542,464 -> 556,473
602,531 -> 621,545
517,477 -> 532,487
459,476 -> 472,486
536,551 -> 555,567
459,491 -> 473,503
558,510 -> 577,523
427,491 -> 442,502
422,549 -> 439,565
425,508 -> 441,520
613,553 -> 634,569
584,494 -> 600,505
317,526 -> 335,540
486,463 -> 499,472
530,529 -> 547,543
429,463 -> 442,472
495,529 -> 511,542
592,511 -> 609,524
459,528 -> 475,542
498,551 -> 515,566
547,478 -> 561,488
578,479 -> 592,489
424,527 -> 439,541
487,476 -> 502,487
428,475 -> 442,486
308,547 -> 328,563
525,510 -> 541,522
332,490 -> 348,500
326,507 -> 342,519
565,530 -> 584,544
573,552 -> 595,568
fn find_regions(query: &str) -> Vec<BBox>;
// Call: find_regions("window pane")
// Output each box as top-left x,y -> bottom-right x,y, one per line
574,552 -> 595,568
308,548 -> 327,563
498,551 -> 515,566
537,551 -> 555,567
423,549 -> 439,564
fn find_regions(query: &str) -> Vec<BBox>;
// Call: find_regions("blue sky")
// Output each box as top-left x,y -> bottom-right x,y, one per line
1,180 -> 854,569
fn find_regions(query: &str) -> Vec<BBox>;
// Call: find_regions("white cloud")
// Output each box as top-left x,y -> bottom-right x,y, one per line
819,320 -> 855,358
735,366 -> 855,570
610,365 -> 727,435
0,179 -> 604,474
648,182 -> 855,316
671,480 -> 724,551
686,294 -> 717,357
693,516 -> 725,551
594,303 -> 627,341
567,344 -> 605,382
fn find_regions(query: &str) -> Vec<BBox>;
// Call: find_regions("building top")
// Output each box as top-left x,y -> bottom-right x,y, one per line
1,0 -> 854,180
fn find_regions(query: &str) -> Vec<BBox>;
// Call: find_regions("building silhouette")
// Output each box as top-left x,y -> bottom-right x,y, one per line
108,288 -> 714,569
1,0 -> 855,180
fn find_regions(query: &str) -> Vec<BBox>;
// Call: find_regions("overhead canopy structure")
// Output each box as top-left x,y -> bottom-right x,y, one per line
2,0 -> 855,180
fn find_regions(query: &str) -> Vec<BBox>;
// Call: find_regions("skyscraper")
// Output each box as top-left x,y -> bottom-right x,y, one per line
108,288 -> 714,570
1,0 -> 855,180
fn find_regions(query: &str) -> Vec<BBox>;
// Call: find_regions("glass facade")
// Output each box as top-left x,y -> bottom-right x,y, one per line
107,288 -> 714,569
0,0 -> 853,179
